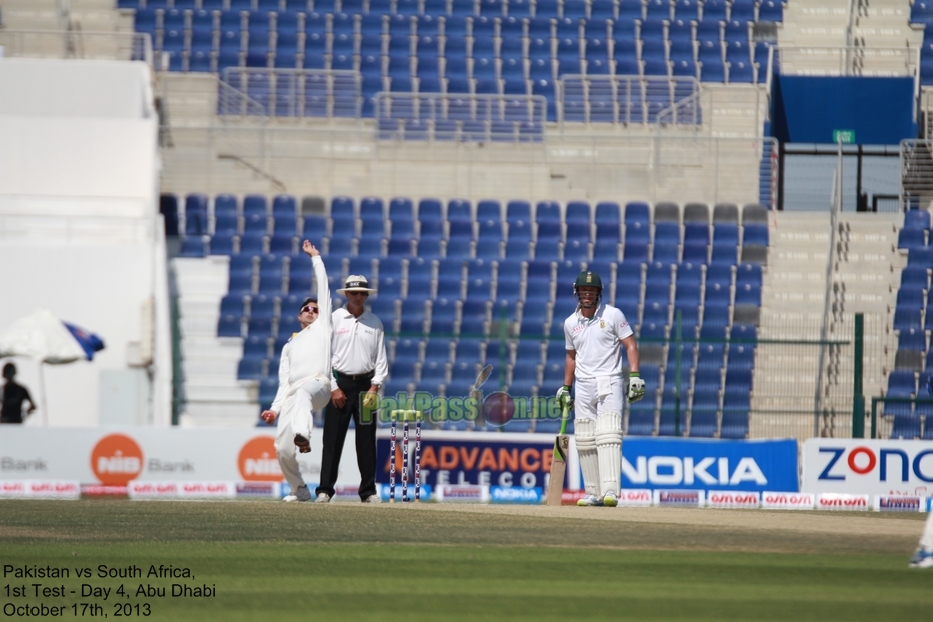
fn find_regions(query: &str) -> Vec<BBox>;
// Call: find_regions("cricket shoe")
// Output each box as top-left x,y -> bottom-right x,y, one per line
294,433 -> 311,453
314,492 -> 331,503
602,492 -> 618,507
576,494 -> 604,507
909,548 -> 933,568
283,485 -> 312,502
361,494 -> 382,503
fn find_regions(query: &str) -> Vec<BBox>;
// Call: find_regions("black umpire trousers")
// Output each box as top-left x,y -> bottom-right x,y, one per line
316,372 -> 377,500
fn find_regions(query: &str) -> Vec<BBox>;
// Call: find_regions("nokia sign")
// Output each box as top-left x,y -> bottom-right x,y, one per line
621,438 -> 798,492
803,439 -> 933,496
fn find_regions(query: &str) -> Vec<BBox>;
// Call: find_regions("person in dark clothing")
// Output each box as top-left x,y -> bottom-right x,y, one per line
1,363 -> 36,424
314,275 -> 388,504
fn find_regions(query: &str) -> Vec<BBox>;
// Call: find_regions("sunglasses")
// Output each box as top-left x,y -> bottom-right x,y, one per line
301,305 -> 319,313
347,291 -> 369,297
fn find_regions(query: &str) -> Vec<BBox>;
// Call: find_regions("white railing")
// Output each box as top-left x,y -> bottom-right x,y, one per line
0,30 -> 153,68
900,139 -> 933,211
218,68 -> 362,119
373,92 -> 548,142
216,79 -> 270,119
656,90 -> 702,128
557,75 -> 702,128
921,90 -> 933,138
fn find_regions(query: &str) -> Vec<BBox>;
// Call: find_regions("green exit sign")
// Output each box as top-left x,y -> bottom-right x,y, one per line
833,129 -> 856,144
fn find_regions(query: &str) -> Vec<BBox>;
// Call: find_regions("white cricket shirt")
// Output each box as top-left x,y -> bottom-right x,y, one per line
330,307 -> 388,389
563,303 -> 633,378
269,255 -> 333,413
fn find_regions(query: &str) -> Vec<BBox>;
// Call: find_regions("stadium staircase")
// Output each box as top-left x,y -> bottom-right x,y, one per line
175,255 -> 262,426
1,0 -> 136,58
752,211 -> 900,442
850,0 -> 922,76
778,0 -> 920,76
777,0 -> 848,59
1,0 -> 68,32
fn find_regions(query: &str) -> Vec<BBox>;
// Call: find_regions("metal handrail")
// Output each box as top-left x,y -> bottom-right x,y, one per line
557,74 -> 701,128
656,89 -> 702,128
813,144 -> 844,435
0,29 -> 153,67
218,67 -> 363,118
217,79 -> 269,118
373,91 -> 549,124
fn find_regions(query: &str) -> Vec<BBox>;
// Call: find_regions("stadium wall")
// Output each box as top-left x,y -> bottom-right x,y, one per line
0,58 -> 171,427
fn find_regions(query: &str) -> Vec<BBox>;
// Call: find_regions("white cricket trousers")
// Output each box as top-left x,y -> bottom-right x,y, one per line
573,375 -> 625,498
921,509 -> 933,550
573,375 -> 624,421
275,375 -> 332,492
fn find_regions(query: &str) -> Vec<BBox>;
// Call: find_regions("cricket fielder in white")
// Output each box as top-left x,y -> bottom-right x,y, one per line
260,240 -> 333,502
910,503 -> 933,567
558,270 -> 644,507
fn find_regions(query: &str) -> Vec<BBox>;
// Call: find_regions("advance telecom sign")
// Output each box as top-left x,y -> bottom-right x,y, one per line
622,437 -> 799,492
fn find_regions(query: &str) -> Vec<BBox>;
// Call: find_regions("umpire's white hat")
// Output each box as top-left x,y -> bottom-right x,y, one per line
337,275 -> 377,295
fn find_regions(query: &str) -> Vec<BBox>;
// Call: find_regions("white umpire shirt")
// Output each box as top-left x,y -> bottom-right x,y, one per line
329,306 -> 389,390
563,303 -> 634,379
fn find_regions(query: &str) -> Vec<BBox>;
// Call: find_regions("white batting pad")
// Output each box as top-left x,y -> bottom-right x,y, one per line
574,418 -> 600,498
596,412 -> 623,499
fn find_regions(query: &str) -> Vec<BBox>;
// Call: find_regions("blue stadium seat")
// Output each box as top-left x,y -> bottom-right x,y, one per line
430,297 -> 458,334
700,0 -> 726,21
905,209 -> 931,230
901,266 -> 930,290
400,298 -> 429,335
719,400 -> 748,439
689,394 -> 719,437
534,0 -> 559,17
185,194 -> 210,235
671,0 -> 696,19
644,0 -> 671,20
899,327 -> 927,352
757,0 -> 783,22
898,228 -> 927,251
627,397 -> 657,435
908,247 -> 933,270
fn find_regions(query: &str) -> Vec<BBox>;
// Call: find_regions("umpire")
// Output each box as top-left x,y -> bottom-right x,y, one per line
315,275 -> 388,503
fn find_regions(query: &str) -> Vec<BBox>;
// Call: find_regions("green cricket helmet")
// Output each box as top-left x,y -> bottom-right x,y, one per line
573,270 -> 602,307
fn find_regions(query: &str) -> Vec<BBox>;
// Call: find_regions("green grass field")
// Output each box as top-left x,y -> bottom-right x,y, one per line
0,500 -> 928,621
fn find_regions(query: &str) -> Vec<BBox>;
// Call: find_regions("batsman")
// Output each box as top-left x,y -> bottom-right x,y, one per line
557,270 -> 644,507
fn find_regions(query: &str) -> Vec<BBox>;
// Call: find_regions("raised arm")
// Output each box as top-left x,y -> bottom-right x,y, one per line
303,239 -> 331,328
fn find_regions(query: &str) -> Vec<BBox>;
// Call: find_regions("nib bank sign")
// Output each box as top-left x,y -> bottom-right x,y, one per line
621,437 -> 799,493
803,439 -> 933,496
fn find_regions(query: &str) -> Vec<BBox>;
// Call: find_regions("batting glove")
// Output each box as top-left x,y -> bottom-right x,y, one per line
627,372 -> 646,402
556,385 -> 574,411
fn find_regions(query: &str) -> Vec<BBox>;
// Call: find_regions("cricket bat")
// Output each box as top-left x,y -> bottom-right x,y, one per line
546,404 -> 571,506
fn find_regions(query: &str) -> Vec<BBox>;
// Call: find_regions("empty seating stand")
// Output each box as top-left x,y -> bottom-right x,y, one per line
170,192 -> 764,433
129,0 -> 783,121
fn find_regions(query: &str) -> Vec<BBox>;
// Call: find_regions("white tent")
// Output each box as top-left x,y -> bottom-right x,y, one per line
0,309 -> 104,424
